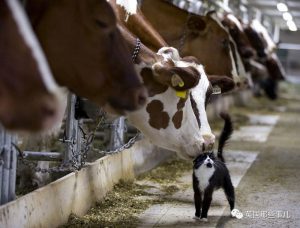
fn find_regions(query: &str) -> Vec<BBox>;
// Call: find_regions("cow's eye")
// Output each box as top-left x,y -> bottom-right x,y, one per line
95,19 -> 108,28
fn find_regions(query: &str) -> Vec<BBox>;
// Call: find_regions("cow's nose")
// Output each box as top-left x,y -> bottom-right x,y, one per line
203,134 -> 215,150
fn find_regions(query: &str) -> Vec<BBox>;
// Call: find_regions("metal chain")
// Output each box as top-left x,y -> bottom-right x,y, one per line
15,112 -> 107,173
92,133 -> 142,155
132,38 -> 141,63
78,112 -> 107,168
16,109 -> 141,173
14,143 -> 77,173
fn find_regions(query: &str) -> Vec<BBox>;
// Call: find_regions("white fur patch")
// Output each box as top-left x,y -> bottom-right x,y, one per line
6,0 -> 59,93
230,37 -> 248,83
227,14 -> 243,31
116,0 -> 137,15
190,65 -> 214,139
194,156 -> 215,192
251,19 -> 276,54
209,13 -> 240,84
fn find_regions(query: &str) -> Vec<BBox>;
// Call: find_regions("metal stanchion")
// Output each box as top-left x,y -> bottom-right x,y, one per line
8,135 -> 16,201
109,117 -> 125,150
63,93 -> 79,165
0,127 -> 4,204
1,133 -> 11,204
0,126 -> 16,205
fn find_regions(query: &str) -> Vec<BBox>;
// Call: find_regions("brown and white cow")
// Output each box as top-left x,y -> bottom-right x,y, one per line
25,0 -> 147,114
222,14 -> 255,60
244,20 -> 285,99
140,0 -> 242,89
119,27 -> 234,159
0,0 -> 65,132
221,13 -> 259,88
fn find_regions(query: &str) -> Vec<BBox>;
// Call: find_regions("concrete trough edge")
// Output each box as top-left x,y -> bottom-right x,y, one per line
0,139 -> 173,228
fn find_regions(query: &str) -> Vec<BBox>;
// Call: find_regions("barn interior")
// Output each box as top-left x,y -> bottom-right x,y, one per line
0,0 -> 300,227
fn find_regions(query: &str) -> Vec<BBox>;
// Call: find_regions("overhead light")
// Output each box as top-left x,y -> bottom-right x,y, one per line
289,26 -> 297,31
287,20 -> 296,27
277,2 -> 288,12
287,20 -> 298,31
283,12 -> 293,21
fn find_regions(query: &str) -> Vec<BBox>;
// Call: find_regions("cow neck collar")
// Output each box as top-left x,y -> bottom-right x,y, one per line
132,38 -> 141,63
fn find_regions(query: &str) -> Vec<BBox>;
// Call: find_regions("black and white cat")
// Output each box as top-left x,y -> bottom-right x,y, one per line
192,112 -> 240,221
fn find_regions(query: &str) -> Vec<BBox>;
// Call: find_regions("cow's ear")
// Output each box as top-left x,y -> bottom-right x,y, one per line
207,75 -> 235,93
169,66 -> 201,91
153,64 -> 200,90
187,15 -> 206,34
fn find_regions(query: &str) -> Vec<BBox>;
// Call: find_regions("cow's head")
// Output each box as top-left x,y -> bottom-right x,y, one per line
128,47 -> 237,159
0,0 -> 65,132
26,0 -> 147,114
244,24 -> 268,58
265,53 -> 286,81
250,19 -> 277,55
222,14 -> 255,59
180,11 -> 239,86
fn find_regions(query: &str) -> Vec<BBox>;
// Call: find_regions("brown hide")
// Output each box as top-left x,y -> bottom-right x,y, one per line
244,25 -> 268,58
222,14 -> 255,60
117,25 -> 160,65
26,0 -> 147,114
244,24 -> 285,81
120,26 -> 201,95
109,0 -> 167,52
247,60 -> 269,82
0,0 -> 62,131
265,56 -> 285,81
141,0 -> 234,80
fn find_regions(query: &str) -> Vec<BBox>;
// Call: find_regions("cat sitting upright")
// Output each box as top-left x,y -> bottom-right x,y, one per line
193,112 -> 239,221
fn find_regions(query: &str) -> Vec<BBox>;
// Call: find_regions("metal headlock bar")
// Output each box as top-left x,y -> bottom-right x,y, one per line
0,126 -> 17,205
16,93 -> 141,173
0,92 -> 141,205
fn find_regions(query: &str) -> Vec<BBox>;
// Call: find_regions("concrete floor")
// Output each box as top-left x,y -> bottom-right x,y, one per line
137,93 -> 300,227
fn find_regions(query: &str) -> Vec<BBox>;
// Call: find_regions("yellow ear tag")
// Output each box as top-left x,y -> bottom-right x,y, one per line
178,81 -> 185,87
176,90 -> 187,98
175,81 -> 186,98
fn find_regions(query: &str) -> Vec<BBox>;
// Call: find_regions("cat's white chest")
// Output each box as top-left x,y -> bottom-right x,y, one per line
194,165 -> 215,192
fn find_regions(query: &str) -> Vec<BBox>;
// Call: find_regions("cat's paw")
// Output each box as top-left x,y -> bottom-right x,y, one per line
231,209 -> 243,219
200,218 -> 208,222
193,216 -> 200,220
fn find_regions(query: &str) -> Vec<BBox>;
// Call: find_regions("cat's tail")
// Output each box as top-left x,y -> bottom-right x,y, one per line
218,112 -> 233,163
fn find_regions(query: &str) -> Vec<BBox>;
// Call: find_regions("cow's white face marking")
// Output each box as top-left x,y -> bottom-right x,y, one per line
227,14 -> 244,31
7,0 -> 59,93
251,19 -> 276,54
115,0 -> 138,16
127,47 -> 215,159
210,13 -> 240,84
